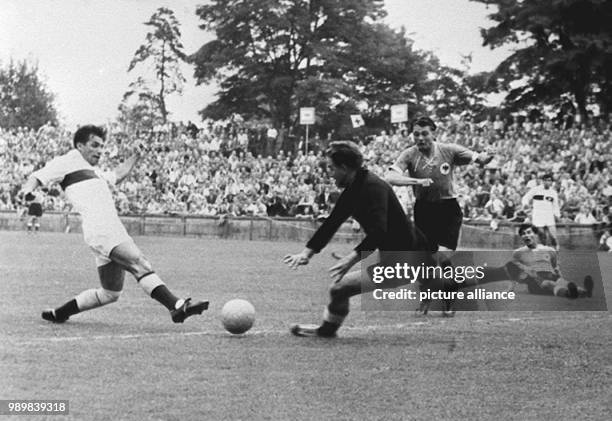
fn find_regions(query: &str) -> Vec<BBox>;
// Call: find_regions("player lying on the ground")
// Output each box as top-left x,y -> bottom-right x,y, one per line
283,141 -> 450,338
481,224 -> 593,299
19,125 -> 208,324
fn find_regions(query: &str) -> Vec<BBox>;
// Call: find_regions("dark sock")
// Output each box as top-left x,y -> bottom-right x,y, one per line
55,299 -> 79,320
317,321 -> 340,337
151,285 -> 180,311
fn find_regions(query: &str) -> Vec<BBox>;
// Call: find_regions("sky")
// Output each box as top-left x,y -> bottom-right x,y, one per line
0,0 -> 512,128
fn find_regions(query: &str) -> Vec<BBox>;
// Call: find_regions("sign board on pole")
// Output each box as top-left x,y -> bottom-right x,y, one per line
390,104 -> 408,123
350,114 -> 365,128
299,107 -> 315,125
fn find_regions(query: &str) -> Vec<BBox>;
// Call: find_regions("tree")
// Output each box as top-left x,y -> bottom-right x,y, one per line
420,53 -> 492,121
0,59 -> 58,130
191,0 -> 436,133
117,77 -> 164,135
338,23 -> 435,125
126,7 -> 187,123
473,0 -> 612,121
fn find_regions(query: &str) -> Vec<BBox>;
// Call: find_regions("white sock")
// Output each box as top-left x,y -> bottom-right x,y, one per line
75,288 -> 121,311
138,273 -> 165,296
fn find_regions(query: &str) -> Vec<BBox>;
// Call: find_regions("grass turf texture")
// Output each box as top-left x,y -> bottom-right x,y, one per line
1,231 -> 611,420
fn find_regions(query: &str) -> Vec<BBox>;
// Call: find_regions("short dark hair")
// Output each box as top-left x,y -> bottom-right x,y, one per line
542,173 -> 553,180
73,125 -> 106,148
410,116 -> 437,132
325,141 -> 364,170
518,224 -> 539,236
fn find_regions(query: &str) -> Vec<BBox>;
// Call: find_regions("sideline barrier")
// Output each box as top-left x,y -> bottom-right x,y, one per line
0,211 -> 604,249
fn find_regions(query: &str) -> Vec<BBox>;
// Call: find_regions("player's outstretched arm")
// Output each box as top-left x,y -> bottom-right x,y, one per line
114,145 -> 142,184
115,156 -> 138,183
385,168 -> 432,187
283,248 -> 315,269
473,147 -> 496,166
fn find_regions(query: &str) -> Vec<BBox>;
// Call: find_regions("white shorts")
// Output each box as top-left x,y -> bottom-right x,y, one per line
83,221 -> 133,267
532,211 -> 555,227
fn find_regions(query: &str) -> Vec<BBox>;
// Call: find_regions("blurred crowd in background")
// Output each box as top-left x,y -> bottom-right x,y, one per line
1,116 -> 611,242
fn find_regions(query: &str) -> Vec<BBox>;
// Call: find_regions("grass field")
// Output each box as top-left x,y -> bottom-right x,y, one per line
1,231 -> 611,420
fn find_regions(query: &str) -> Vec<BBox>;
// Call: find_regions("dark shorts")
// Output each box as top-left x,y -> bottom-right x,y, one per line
28,203 -> 43,217
524,278 -> 553,295
414,199 -> 462,252
523,272 -> 558,295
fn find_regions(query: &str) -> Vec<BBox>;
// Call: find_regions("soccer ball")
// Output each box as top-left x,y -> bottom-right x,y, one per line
221,299 -> 255,334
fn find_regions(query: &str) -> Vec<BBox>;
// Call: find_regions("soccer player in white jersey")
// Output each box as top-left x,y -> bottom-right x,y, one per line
521,173 -> 560,250
19,125 -> 208,323
386,116 -> 494,314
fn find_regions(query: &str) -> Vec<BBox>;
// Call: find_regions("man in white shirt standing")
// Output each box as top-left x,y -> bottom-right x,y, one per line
521,173 -> 561,250
20,125 -> 208,324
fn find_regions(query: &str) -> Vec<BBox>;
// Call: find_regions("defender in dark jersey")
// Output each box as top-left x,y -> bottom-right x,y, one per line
387,116 -> 493,252
386,116 -> 495,315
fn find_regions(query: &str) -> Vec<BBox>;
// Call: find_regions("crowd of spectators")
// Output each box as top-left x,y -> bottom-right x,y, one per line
1,116 -> 611,240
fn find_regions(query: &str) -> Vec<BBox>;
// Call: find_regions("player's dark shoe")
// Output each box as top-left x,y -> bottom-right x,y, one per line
416,300 -> 430,316
442,299 -> 456,317
290,324 -> 337,338
566,282 -> 579,299
171,298 -> 209,323
41,309 -> 68,323
583,275 -> 594,297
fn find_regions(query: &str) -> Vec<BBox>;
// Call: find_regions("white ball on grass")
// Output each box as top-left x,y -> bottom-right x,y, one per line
221,299 -> 255,334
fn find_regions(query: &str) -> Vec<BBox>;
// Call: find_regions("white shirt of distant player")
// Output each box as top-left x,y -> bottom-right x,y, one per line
521,184 -> 560,226
32,149 -> 122,235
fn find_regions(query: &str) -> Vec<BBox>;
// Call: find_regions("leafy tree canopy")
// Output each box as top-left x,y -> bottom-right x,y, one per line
191,0 -> 453,134
473,0 -> 612,120
0,59 -> 58,130
126,7 -> 187,123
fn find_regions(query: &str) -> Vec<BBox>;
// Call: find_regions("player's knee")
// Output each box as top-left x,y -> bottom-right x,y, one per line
553,285 -> 567,297
126,255 -> 153,277
98,288 -> 122,304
